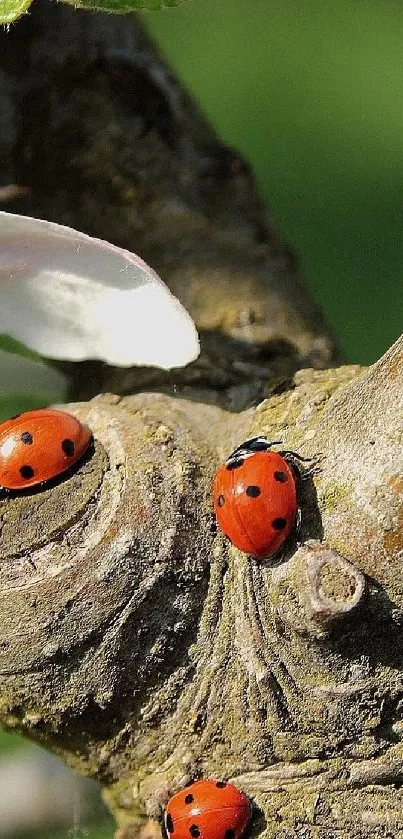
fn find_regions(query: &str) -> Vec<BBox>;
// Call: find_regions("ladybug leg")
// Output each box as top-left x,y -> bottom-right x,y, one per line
293,506 -> 302,543
278,449 -> 313,463
279,450 -> 321,482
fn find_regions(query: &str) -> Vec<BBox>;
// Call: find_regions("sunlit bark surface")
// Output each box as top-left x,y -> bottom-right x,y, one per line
0,338 -> 402,838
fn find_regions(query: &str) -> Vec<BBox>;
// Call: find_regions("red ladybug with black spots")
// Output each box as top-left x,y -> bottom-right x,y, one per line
165,779 -> 251,839
0,408 -> 92,491
213,437 -> 305,559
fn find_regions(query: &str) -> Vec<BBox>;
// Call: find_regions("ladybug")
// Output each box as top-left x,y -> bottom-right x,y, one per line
213,437 -> 303,559
0,408 -> 92,491
165,779 -> 250,839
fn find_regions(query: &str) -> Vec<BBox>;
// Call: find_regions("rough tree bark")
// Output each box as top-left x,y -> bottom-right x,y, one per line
1,340 -> 402,839
0,3 -> 402,839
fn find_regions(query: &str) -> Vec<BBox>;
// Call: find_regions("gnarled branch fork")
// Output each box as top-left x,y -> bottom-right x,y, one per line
0,337 -> 402,838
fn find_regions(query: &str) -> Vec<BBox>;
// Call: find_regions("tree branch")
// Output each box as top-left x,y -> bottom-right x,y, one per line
0,3 -> 401,837
0,337 -> 402,837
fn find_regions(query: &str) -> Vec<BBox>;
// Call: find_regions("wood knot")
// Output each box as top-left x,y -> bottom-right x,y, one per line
271,540 -> 365,637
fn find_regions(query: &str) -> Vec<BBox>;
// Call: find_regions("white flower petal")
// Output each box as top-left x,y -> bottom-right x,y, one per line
0,349 -> 67,397
0,212 -> 200,369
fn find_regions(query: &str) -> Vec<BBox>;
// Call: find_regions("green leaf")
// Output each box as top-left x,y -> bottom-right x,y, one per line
0,0 -> 186,23
63,0 -> 184,9
0,335 -> 41,361
0,0 -> 32,24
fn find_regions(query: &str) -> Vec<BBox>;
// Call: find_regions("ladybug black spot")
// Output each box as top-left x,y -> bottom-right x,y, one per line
185,794 -> 194,804
225,831 -> 236,839
217,494 -> 225,507
19,465 -> 35,479
166,814 -> 174,833
272,517 -> 287,530
21,431 -> 33,445
62,438 -> 75,457
216,781 -> 227,788
274,470 -> 287,483
246,485 -> 261,498
189,826 -> 200,838
226,457 -> 244,471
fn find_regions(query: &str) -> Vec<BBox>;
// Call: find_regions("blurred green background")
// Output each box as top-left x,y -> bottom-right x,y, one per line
1,0 -> 402,836
147,0 -> 403,365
